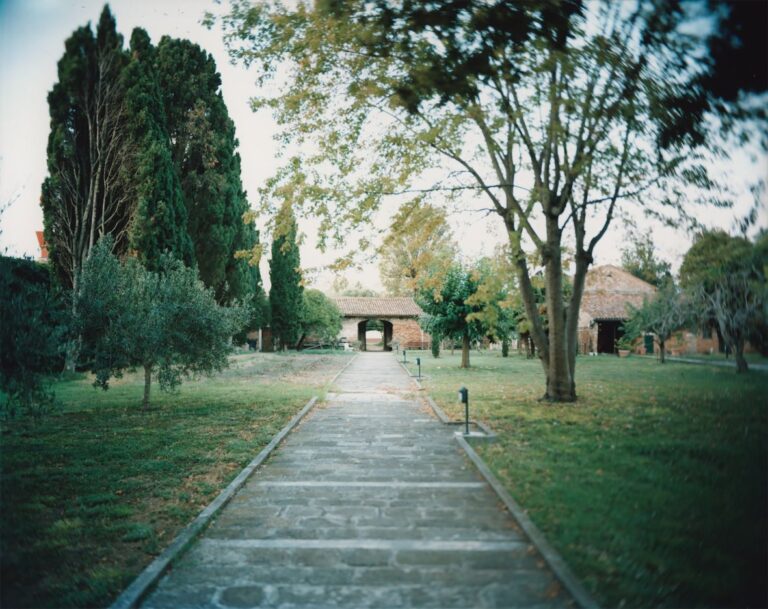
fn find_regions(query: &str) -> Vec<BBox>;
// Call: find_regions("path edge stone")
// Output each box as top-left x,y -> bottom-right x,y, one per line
327,352 -> 359,388
455,435 -> 600,609
109,395 -> 320,609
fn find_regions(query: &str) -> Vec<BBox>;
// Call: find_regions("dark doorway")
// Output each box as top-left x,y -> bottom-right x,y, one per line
596,319 -> 624,354
357,319 -> 394,351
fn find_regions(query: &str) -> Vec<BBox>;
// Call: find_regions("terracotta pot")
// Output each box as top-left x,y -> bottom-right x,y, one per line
618,349 -> 630,358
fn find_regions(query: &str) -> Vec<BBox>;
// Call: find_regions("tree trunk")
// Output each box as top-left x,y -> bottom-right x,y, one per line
142,365 -> 152,410
461,332 -> 470,368
296,333 -> 306,351
659,339 -> 666,363
735,338 -> 749,373
566,255 -> 590,398
64,275 -> 80,373
544,220 -> 575,402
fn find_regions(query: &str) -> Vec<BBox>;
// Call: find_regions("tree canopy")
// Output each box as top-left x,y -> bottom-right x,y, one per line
416,264 -> 487,369
297,289 -> 342,349
378,201 -> 455,296
623,279 -> 688,364
41,5 -> 264,309
680,230 -> 768,371
217,0 -> 756,401
75,238 -> 243,408
621,234 -> 672,288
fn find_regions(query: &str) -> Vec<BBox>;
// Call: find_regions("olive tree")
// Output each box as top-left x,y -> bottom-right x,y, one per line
76,238 -> 245,408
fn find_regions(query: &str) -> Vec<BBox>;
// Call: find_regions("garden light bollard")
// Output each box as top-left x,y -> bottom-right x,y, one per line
403,350 -> 407,363
458,386 -> 469,435
416,357 -> 421,379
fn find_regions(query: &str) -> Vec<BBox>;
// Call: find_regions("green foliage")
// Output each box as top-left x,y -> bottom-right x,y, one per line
0,257 -> 66,417
430,332 -> 441,358
681,231 -> 768,371
416,264 -> 486,368
155,36 -> 258,304
623,280 -> 689,362
41,8 -> 260,308
620,234 -> 672,288
75,238 -> 244,407
124,28 -> 193,269
297,289 -> 342,348
679,230 -> 755,290
41,5 -> 131,288
378,201 -> 456,296
269,203 -> 303,349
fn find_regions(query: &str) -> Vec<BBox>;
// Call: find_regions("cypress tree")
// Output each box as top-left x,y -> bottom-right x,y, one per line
41,4 -> 131,289
123,28 -> 193,268
154,37 -> 256,303
269,203 -> 303,350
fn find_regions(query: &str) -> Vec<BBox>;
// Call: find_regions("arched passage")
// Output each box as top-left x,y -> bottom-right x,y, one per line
357,319 -> 394,351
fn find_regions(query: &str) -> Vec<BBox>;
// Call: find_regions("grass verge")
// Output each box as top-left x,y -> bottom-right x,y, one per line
405,350 -> 767,608
0,351 -> 352,609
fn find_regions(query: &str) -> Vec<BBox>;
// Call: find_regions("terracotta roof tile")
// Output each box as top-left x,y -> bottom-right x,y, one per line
580,265 -> 656,321
332,297 -> 423,318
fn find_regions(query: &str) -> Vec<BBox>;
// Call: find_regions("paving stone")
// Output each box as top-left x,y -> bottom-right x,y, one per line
140,353 -> 575,608
219,585 -> 266,607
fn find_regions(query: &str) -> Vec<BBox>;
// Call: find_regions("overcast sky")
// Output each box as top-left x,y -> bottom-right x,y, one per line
1,0 -> 766,292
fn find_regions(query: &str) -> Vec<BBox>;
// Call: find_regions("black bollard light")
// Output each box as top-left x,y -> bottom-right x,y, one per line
416,357 -> 421,379
403,350 -> 407,363
458,386 -> 469,435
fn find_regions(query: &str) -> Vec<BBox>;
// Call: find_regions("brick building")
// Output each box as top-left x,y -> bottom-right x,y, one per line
577,265 -> 656,354
333,297 -> 428,351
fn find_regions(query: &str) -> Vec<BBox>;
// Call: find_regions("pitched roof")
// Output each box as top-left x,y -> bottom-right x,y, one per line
332,297 -> 423,318
579,265 -> 656,321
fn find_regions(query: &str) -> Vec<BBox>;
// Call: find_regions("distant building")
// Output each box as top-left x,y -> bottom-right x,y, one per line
333,297 -> 427,351
35,231 -> 49,262
577,265 -> 656,354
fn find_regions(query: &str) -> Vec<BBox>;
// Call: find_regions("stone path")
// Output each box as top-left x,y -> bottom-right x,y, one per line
142,353 -> 574,609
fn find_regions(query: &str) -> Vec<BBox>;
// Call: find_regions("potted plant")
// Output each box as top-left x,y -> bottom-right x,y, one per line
616,336 -> 634,357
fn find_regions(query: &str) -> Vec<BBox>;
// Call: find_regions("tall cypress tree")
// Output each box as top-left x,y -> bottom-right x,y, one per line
154,37 -> 256,303
123,28 -> 193,268
269,203 -> 303,350
41,4 -> 131,289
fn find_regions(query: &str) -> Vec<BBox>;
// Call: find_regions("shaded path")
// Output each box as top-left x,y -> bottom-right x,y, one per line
142,353 -> 574,608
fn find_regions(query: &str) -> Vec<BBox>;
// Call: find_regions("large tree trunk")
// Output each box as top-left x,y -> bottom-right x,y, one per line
142,365 -> 152,410
461,332 -> 470,369
566,254 -> 590,398
544,219 -> 575,402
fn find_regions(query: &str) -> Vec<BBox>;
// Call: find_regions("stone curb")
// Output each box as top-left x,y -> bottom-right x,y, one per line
396,356 -> 422,389
455,435 -> 600,609
400,354 -> 497,439
425,395 -> 498,439
109,396 -> 320,609
327,352 -> 359,389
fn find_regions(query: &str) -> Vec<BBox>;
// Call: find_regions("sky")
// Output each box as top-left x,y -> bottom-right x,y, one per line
1,0 -> 766,292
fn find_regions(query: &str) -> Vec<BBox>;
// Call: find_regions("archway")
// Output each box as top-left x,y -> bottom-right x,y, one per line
356,319 -> 394,351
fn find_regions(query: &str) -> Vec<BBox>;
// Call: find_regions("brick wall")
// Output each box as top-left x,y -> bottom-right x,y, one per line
392,319 -> 429,350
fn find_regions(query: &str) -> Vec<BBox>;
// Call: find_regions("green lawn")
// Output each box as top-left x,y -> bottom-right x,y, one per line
0,351 -> 352,609
404,350 -> 768,609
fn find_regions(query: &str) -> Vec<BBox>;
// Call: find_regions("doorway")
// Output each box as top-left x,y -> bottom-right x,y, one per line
596,319 -> 624,354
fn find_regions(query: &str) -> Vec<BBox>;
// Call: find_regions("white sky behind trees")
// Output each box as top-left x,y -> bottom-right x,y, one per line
1,0 -> 765,292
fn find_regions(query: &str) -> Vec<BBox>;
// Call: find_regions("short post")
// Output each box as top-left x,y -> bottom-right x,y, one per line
403,350 -> 407,363
458,386 -> 469,435
416,357 -> 421,379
